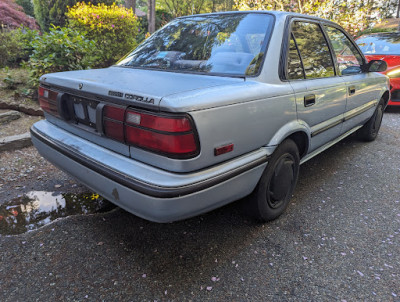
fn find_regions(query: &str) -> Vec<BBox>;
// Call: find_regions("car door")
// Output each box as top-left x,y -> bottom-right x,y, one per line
286,20 -> 347,152
323,25 -> 382,134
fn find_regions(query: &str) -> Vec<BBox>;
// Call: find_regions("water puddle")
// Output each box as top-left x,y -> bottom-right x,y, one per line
0,191 -> 115,235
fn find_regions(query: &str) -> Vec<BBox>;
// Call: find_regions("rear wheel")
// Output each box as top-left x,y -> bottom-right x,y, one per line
250,139 -> 300,222
357,99 -> 384,142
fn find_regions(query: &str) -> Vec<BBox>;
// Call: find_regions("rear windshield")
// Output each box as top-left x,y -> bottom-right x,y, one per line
357,33 -> 400,55
117,13 -> 274,76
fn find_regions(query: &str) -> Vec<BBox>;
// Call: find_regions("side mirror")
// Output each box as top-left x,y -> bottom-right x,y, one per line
365,60 -> 387,72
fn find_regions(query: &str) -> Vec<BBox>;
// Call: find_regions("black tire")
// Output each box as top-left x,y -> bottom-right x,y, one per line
250,139 -> 300,222
357,99 -> 384,142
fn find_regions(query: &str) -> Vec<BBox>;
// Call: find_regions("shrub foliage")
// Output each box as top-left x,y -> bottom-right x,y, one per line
32,0 -> 114,31
15,0 -> 34,17
0,0 -> 38,29
26,26 -> 97,88
0,28 -> 38,67
67,2 -> 140,67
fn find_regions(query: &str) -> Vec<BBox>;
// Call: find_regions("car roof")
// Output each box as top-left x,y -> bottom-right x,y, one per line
358,32 -> 400,39
176,10 -> 337,25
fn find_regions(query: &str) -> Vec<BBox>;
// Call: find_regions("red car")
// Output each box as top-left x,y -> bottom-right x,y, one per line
357,32 -> 400,106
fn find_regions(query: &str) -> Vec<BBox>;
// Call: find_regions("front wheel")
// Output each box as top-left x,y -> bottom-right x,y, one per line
250,139 -> 300,222
357,99 -> 384,142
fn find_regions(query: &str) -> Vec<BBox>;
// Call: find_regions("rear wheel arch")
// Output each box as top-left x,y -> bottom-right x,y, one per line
286,131 -> 309,159
267,121 -> 311,158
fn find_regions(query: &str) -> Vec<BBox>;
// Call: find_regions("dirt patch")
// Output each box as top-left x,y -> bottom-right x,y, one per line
0,111 -> 42,137
0,68 -> 41,115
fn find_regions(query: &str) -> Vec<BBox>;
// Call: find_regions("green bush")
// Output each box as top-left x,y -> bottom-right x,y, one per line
16,0 -> 34,16
0,31 -> 23,67
32,0 -> 114,31
0,28 -> 37,67
26,26 -> 97,88
67,2 -> 140,67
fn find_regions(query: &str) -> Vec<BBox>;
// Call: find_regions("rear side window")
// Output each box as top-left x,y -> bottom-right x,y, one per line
287,34 -> 304,80
324,26 -> 363,75
289,21 -> 335,79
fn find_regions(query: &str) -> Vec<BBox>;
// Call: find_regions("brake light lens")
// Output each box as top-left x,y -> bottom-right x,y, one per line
38,86 -> 59,116
103,105 -> 199,158
103,105 -> 125,142
125,126 -> 197,155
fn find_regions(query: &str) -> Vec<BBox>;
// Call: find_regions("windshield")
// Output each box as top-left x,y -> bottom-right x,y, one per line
357,33 -> 400,55
117,13 -> 274,76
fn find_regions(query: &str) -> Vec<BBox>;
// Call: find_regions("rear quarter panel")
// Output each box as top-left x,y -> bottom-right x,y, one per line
135,81 -> 297,172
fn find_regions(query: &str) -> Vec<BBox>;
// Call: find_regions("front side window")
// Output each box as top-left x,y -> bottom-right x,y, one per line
117,13 -> 274,76
290,21 -> 335,79
324,26 -> 363,75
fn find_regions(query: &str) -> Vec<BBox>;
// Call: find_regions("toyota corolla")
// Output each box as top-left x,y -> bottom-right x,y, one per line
31,11 -> 389,222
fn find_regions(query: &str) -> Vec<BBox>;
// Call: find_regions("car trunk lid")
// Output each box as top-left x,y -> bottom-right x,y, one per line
40,66 -> 245,110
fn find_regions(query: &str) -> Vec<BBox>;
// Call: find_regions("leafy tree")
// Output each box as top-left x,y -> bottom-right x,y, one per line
157,0 -> 235,17
16,0 -> 34,16
207,0 -> 235,12
375,0 -> 398,19
67,2 -> 140,67
0,0 -> 38,29
234,0 -> 380,35
157,0 -> 209,17
32,0 -> 115,31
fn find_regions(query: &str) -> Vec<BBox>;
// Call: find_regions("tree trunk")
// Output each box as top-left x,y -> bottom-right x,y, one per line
148,0 -> 156,34
397,0 -> 400,18
125,0 -> 136,12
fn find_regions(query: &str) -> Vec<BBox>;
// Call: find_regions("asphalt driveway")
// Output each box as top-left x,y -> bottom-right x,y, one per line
1,108 -> 400,301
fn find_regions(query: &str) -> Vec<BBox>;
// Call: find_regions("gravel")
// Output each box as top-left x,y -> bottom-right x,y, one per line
0,147 -> 87,204
0,108 -> 399,301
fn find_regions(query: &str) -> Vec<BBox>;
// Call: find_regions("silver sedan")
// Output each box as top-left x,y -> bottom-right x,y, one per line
31,11 -> 390,222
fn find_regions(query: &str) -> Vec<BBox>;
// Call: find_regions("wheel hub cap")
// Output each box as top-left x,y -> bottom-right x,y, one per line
269,156 -> 294,206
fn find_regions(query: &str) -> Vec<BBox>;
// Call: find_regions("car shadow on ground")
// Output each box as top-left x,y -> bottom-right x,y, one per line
385,106 -> 400,114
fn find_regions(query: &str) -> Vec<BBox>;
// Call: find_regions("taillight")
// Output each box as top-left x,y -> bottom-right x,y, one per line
38,86 -> 59,116
103,105 -> 125,142
103,105 -> 199,158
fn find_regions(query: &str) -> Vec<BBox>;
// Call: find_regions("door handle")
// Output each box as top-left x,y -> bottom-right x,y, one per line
349,86 -> 356,95
304,94 -> 316,107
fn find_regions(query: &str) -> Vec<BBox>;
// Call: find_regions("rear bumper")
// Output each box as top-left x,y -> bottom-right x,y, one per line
31,120 -> 268,222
